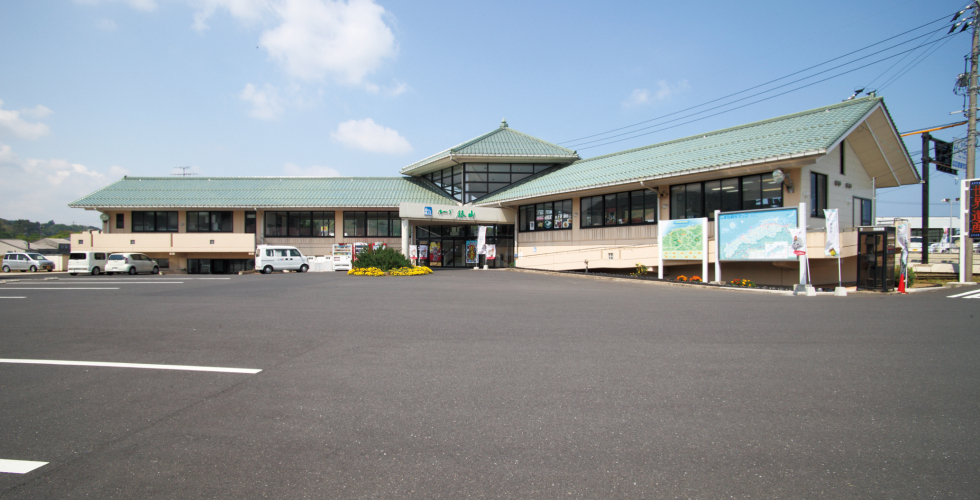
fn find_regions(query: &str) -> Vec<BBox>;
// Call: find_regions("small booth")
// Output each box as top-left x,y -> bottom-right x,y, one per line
856,225 -> 896,292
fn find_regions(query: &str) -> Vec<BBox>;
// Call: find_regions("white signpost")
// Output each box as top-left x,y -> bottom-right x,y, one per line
824,208 -> 846,296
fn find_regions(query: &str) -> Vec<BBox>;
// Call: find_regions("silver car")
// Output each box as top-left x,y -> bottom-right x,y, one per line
105,253 -> 160,275
2,252 -> 55,273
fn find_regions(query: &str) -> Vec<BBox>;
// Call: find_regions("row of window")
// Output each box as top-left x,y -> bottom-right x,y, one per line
342,211 -> 402,238
264,212 -> 336,237
670,173 -> 783,220
519,200 -> 573,231
423,163 -> 555,203
581,189 -> 658,228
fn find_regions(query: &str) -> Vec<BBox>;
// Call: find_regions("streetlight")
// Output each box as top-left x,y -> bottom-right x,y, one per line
940,198 -> 960,252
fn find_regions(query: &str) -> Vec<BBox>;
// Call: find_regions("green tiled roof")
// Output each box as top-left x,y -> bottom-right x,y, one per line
476,97 -> 888,205
400,120 -> 579,175
68,176 -> 455,208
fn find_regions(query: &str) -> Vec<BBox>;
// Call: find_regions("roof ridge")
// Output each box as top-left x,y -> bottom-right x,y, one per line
575,96 -> 882,165
110,176 -> 414,180
502,127 -> 577,155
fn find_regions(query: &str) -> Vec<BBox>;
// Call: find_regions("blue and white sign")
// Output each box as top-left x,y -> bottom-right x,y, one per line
718,207 -> 799,261
953,137 -> 968,172
423,206 -> 433,217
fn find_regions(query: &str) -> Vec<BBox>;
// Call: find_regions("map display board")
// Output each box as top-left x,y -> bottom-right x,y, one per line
718,207 -> 798,261
659,218 -> 706,260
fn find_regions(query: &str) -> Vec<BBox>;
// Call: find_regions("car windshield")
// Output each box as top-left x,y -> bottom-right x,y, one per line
108,255 -> 126,260
28,254 -> 45,260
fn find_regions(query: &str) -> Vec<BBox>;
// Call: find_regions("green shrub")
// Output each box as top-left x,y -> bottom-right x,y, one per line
353,246 -> 412,271
896,266 -> 916,287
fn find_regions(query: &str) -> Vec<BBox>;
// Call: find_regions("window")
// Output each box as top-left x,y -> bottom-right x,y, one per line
115,213 -> 124,229
264,212 -> 335,237
519,200 -> 572,231
579,190 -> 656,228
342,211 -> 400,237
811,172 -> 828,218
840,141 -> 846,175
187,212 -> 233,232
670,173 -> 783,220
855,197 -> 872,226
132,211 -> 178,232
425,163 -> 555,203
245,212 -> 256,233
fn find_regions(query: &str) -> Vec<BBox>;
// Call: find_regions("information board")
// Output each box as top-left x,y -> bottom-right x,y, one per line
718,207 -> 799,261
970,180 -> 980,239
659,218 -> 706,260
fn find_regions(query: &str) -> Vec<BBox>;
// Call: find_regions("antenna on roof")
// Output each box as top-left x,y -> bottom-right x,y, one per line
171,166 -> 198,177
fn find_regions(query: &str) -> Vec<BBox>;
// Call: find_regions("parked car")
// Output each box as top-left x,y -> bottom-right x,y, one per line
105,253 -> 160,275
908,236 -> 922,252
255,245 -> 308,274
928,241 -> 955,253
2,252 -> 55,272
68,251 -> 108,275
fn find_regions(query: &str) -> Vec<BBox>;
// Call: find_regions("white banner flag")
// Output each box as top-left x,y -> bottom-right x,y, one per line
409,245 -> 418,260
477,225 -> 487,255
486,244 -> 496,260
823,208 -> 840,257
790,227 -> 807,256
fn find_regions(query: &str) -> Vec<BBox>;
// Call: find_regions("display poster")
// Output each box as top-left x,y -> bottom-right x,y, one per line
659,218 -> 705,260
718,207 -> 798,261
465,240 -> 478,264
823,208 -> 840,257
477,226 -> 487,255
409,245 -> 418,260
971,180 -> 980,239
486,244 -> 496,260
429,242 -> 441,266
419,244 -> 428,260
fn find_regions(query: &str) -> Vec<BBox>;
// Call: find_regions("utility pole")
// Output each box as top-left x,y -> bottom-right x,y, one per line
922,133 -> 931,265
964,4 -> 978,283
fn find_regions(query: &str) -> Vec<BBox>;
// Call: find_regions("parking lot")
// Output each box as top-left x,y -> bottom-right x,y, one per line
1,271 -> 978,498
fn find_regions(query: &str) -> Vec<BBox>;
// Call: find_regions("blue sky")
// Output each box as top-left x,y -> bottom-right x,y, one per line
0,0 -> 972,226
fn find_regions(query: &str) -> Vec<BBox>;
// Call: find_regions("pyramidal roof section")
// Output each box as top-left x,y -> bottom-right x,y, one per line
476,96 -> 900,205
399,119 -> 580,175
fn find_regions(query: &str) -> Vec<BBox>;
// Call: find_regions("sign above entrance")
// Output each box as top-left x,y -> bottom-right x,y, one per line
399,202 -> 515,224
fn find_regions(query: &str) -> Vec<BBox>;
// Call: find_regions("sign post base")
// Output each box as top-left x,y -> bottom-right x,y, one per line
834,286 -> 848,297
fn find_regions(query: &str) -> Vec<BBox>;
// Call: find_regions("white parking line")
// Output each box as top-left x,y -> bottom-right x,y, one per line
947,288 -> 980,298
12,282 -> 184,285
0,459 -> 47,474
0,288 -> 119,290
0,359 -> 262,374
68,277 -> 231,280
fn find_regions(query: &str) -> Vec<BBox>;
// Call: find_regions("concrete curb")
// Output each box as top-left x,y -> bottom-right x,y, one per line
506,268 -> 790,294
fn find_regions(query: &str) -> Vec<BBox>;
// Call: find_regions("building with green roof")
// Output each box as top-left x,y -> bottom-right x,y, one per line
68,96 -> 917,287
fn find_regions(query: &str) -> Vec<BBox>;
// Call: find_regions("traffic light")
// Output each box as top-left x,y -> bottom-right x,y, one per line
933,139 -> 956,174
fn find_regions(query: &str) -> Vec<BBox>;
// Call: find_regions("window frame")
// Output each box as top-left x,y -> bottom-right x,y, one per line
131,211 -> 178,232
341,211 -> 400,238
578,190 -> 658,229
810,172 -> 828,218
263,211 -> 335,237
186,211 -> 234,233
854,196 -> 873,226
670,172 -> 784,220
519,200 -> 573,232
115,213 -> 124,229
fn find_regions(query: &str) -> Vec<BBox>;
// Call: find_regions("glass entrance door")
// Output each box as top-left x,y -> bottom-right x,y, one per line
857,229 -> 896,291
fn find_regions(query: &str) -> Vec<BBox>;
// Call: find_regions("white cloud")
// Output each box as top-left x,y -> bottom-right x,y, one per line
0,142 -> 128,225
282,162 -> 341,176
365,80 -> 407,97
238,83 -> 284,120
97,19 -> 118,30
0,100 -> 52,140
622,80 -> 690,108
331,118 -> 411,155
259,0 -> 398,85
74,0 -> 158,11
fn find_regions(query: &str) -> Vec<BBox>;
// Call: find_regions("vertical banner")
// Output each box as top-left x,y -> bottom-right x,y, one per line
477,226 -> 487,254
418,244 -> 428,260
486,244 -> 496,260
970,179 -> 980,239
896,220 -> 910,293
823,209 -> 840,257
465,240 -> 478,264
409,245 -> 418,260
428,242 -> 440,266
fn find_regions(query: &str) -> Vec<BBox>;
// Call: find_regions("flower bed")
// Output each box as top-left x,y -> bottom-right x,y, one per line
347,266 -> 433,277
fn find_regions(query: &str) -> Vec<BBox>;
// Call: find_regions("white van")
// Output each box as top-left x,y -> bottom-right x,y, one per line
255,245 -> 308,274
68,251 -> 108,275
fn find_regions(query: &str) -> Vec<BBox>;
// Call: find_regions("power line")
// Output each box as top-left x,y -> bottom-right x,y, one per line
878,32 -> 960,91
557,10 -> 960,147
574,33 -> 963,151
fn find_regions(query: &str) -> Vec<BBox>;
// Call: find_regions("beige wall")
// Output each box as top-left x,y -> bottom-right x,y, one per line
802,141 -> 874,230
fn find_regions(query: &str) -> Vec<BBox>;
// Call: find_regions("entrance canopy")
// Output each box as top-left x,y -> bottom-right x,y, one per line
399,202 -> 515,225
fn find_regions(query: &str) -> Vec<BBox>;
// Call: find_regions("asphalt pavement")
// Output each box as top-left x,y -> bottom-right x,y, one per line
0,271 -> 977,499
